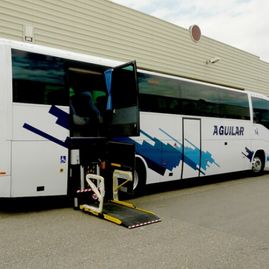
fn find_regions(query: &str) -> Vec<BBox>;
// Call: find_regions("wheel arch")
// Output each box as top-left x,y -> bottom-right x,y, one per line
135,154 -> 148,183
252,149 -> 266,164
252,149 -> 266,174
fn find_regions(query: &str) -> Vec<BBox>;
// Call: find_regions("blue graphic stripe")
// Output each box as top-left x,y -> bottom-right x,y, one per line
140,130 -> 156,141
159,128 -> 182,145
184,138 -> 220,169
160,130 -> 219,172
23,123 -> 70,148
242,147 -> 254,162
49,105 -> 69,129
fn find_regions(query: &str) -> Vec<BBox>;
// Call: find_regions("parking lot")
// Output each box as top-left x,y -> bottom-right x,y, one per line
1,172 -> 269,269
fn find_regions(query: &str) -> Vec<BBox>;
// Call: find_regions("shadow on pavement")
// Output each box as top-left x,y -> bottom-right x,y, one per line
1,171 -> 266,212
143,171 -> 259,196
0,196 -> 72,213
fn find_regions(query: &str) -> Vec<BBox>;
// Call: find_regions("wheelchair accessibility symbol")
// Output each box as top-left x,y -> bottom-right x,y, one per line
60,156 -> 67,164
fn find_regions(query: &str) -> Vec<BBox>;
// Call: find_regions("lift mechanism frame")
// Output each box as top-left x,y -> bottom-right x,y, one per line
70,138 -> 161,229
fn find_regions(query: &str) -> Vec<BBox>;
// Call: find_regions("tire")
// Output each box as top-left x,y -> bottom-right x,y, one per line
132,158 -> 146,197
252,154 -> 264,175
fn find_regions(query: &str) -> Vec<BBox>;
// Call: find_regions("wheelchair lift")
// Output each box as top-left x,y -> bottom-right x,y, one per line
70,139 -> 161,229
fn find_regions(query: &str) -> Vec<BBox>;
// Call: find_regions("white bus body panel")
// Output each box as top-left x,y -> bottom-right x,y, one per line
11,141 -> 68,197
11,104 -> 69,197
12,104 -> 68,141
131,112 -> 256,185
0,44 -> 12,197
0,141 -> 11,197
201,117 -> 253,175
135,112 -> 183,184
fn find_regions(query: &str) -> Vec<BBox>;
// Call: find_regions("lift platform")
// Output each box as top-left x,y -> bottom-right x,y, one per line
80,200 -> 161,229
76,169 -> 161,229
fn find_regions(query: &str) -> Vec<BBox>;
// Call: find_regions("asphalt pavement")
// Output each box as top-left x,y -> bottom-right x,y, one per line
1,172 -> 269,269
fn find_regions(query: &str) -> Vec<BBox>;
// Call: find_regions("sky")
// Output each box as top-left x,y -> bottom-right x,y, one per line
111,0 -> 269,62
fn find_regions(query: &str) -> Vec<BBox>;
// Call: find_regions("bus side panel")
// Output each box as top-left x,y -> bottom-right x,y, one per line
12,104 -> 69,141
201,118 -> 253,176
0,142 -> 11,197
133,112 -> 182,184
0,44 -> 12,197
0,176 -> 11,197
11,141 -> 68,197
11,104 -> 69,197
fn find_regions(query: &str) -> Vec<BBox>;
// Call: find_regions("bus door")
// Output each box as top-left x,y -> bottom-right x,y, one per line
106,61 -> 140,194
181,118 -> 201,179
105,61 -> 140,137
68,61 -> 139,194
69,61 -> 139,138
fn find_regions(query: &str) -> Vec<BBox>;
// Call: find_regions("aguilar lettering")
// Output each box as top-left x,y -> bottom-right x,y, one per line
213,125 -> 244,136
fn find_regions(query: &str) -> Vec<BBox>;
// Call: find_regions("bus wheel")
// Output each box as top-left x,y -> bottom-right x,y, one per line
252,154 -> 264,175
133,158 -> 146,197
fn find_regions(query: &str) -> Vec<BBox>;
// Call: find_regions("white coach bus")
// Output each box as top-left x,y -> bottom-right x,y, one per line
0,38 -> 269,198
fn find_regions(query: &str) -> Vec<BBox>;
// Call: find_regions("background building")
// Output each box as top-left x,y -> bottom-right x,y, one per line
0,0 -> 268,95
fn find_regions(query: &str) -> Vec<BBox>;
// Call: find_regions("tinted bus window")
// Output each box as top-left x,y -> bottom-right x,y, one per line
180,82 -> 220,117
12,49 -> 68,105
218,89 -> 250,120
252,97 -> 269,129
139,72 -> 250,120
138,73 -> 181,114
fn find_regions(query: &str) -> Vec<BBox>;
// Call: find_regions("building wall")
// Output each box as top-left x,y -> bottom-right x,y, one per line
0,0 -> 268,94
